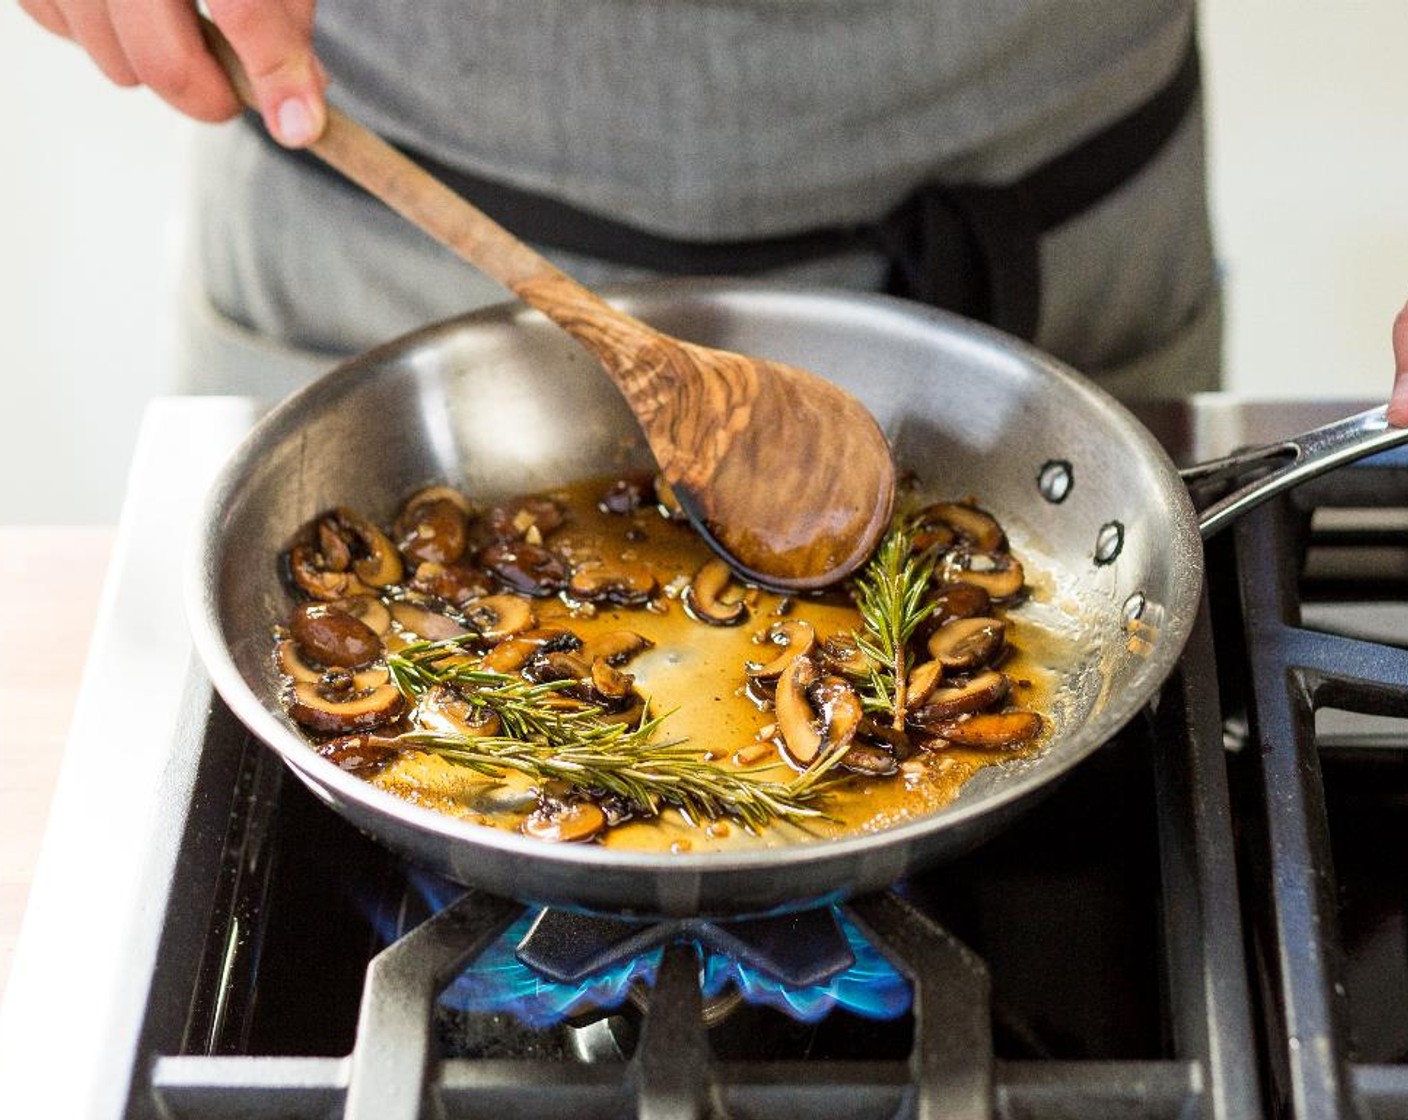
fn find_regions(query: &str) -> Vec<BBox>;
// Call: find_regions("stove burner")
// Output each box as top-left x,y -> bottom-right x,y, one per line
381,869 -> 911,1028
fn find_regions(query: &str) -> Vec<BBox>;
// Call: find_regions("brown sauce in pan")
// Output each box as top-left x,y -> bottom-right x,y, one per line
276,476 -> 1068,852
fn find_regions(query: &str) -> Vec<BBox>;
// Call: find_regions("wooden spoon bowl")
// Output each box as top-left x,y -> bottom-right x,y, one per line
203,25 -> 895,589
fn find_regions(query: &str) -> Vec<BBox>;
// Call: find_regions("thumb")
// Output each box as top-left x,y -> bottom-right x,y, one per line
205,0 -> 326,147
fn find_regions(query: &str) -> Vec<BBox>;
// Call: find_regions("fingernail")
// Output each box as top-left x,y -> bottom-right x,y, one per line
275,96 -> 319,147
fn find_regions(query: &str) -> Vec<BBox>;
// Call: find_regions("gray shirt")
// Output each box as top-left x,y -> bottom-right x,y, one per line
187,0 -> 1219,401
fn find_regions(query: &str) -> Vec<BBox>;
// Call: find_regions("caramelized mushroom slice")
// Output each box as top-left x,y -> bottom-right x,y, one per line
817,631 -> 873,679
774,655 -> 862,766
409,560 -> 495,607
488,496 -> 566,542
420,685 -> 504,739
481,626 -> 578,673
929,710 -> 1043,749
906,659 -> 944,707
394,495 -> 470,566
918,501 -> 1007,552
928,582 -> 991,625
334,594 -> 392,635
589,658 -> 636,706
288,601 -> 383,668
683,557 -> 747,626
522,800 -> 607,843
910,670 -> 1010,723
577,630 -> 653,666
389,601 -> 472,642
945,553 -> 1025,601
332,507 -> 404,588
568,559 -> 658,606
462,593 -> 536,640
277,640 -> 390,690
478,540 -> 567,596
839,743 -> 898,777
287,542 -> 371,601
316,732 -> 403,772
745,620 -> 816,680
926,617 -> 1007,672
288,680 -> 406,734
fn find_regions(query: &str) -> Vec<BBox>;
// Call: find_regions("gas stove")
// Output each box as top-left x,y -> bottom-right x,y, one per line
4,394 -> 1408,1118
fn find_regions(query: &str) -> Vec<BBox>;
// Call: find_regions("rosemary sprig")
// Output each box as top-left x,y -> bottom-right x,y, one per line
386,638 -> 842,829
852,520 -> 936,729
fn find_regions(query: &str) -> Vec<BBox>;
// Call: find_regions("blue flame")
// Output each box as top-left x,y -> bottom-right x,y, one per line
383,872 -> 911,1028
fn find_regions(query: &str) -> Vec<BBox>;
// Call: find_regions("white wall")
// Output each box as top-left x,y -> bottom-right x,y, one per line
2,2 -> 1407,524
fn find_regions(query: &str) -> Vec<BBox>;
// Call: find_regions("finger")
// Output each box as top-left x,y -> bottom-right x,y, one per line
55,0 -> 140,86
1388,301 -> 1408,427
206,0 -> 327,147
109,0 -> 241,122
18,0 -> 74,39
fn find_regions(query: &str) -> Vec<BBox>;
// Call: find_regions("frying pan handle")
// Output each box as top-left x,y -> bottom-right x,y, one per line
1180,406 -> 1408,538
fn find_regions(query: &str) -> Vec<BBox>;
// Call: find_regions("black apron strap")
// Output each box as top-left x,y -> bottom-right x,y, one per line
255,33 -> 1199,343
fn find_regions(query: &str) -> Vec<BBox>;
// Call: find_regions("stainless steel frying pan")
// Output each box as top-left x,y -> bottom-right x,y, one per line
186,280 -> 1408,918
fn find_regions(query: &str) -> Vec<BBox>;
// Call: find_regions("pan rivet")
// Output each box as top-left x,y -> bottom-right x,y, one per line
1094,520 -> 1125,565
1122,591 -> 1147,625
1037,460 -> 1073,504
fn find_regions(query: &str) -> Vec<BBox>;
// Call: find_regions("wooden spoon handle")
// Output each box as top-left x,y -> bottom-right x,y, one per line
199,21 -> 658,367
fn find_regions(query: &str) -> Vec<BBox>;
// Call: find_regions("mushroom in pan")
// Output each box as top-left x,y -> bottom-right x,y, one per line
683,557 -> 747,626
287,672 -> 406,735
925,710 -> 1043,750
773,654 -> 863,766
462,593 -> 536,640
567,559 -> 658,606
487,495 -> 566,543
915,500 -> 1007,553
942,552 -> 1025,602
477,540 -> 568,596
745,619 -> 816,680
288,600 -> 384,668
909,670 -> 1011,723
394,487 -> 473,565
926,616 -> 1007,672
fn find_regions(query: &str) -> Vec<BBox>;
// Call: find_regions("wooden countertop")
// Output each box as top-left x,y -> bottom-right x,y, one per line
0,527 -> 114,1004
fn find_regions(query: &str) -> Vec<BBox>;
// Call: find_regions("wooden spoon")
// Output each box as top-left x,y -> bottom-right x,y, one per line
203,25 -> 895,590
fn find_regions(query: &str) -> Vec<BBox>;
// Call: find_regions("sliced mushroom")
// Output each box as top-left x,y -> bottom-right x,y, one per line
683,557 -> 746,626
288,601 -> 383,668
774,655 -> 863,766
577,630 -> 653,666
487,496 -> 566,542
910,670 -> 1010,723
394,495 -> 469,566
478,540 -> 567,596
480,626 -> 579,673
316,732 -> 403,771
838,743 -> 898,777
905,659 -> 944,707
522,800 -> 607,843
409,560 -> 495,607
588,658 -> 636,706
288,680 -> 406,735
926,617 -> 1007,672
389,600 -> 472,642
928,710 -> 1043,749
917,501 -> 1007,552
333,507 -> 404,588
286,542 -> 371,601
945,553 -> 1025,601
745,620 -> 816,680
334,594 -> 392,635
928,582 -> 992,624
817,631 -> 874,679
462,593 -> 536,640
277,640 -> 390,690
420,685 -> 504,739
568,559 -> 658,605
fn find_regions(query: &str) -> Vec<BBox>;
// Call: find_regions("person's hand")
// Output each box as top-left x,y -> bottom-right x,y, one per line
18,0 -> 327,147
1390,301 -> 1408,427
